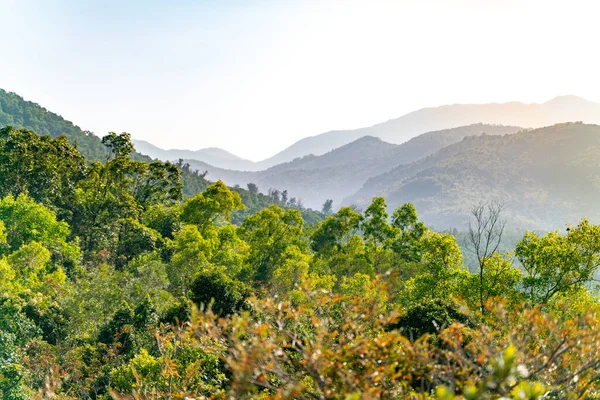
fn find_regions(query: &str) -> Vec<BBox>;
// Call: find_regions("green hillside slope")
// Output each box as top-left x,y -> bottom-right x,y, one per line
186,124 -> 521,208
346,123 -> 600,229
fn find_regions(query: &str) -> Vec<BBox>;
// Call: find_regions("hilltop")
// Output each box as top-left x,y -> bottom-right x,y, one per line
185,124 -> 522,208
345,122 -> 600,229
137,95 -> 600,169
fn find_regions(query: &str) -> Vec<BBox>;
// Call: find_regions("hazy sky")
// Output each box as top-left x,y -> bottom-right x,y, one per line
1,0 -> 599,160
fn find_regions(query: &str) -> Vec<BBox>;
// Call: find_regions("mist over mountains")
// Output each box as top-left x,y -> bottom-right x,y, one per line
345,122 -> 600,230
181,124 -> 522,209
132,95 -> 600,229
137,95 -> 600,170
2,87 -> 600,229
132,139 -> 259,171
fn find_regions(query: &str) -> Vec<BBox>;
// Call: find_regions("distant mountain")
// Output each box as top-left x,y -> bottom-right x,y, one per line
344,123 -> 600,229
132,96 -> 599,170
185,124 -> 522,208
256,96 -> 600,166
132,139 -> 258,171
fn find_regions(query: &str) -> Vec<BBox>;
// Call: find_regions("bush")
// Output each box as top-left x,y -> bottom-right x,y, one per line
189,270 -> 250,317
390,299 -> 473,340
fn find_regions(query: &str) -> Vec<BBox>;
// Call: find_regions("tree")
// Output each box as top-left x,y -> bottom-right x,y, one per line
113,218 -> 160,269
389,203 -> 427,262
268,188 -> 281,204
239,205 -> 304,283
310,207 -> 362,254
321,199 -> 333,215
101,132 -> 134,160
0,193 -> 70,252
181,181 -> 243,231
130,160 -> 183,209
361,197 -> 395,246
465,201 -> 506,314
189,269 -> 250,317
167,225 -> 216,295
0,126 -> 86,217
0,194 -> 80,276
271,245 -> 311,294
142,203 -> 181,239
516,218 -> 600,305
400,230 -> 467,303
71,132 -> 183,256
456,252 -> 523,311
246,183 -> 259,195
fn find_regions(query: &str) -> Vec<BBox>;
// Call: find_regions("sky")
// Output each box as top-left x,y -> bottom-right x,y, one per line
1,0 -> 599,161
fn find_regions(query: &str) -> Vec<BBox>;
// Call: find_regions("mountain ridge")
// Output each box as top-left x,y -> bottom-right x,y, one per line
134,95 -> 600,170
132,139 -> 259,171
343,122 -> 600,229
184,123 -> 522,208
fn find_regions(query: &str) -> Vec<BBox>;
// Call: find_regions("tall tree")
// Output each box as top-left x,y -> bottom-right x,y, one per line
0,126 -> 86,219
239,205 -> 304,283
321,199 -> 333,215
465,201 -> 506,314
517,219 -> 600,305
181,180 -> 243,232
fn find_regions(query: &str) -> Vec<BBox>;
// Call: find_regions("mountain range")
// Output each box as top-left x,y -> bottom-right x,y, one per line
131,139 -> 259,171
345,122 -> 600,229
3,87 -> 600,229
182,124 -> 523,208
138,95 -> 600,170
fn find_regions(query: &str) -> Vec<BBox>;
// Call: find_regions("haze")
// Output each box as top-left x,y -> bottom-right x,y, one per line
1,0 -> 599,161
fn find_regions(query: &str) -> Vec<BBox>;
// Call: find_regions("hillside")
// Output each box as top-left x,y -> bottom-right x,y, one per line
0,89 -> 107,161
256,96 -> 600,166
345,123 -> 600,229
186,124 -> 521,208
0,89 -> 212,196
132,139 -> 259,171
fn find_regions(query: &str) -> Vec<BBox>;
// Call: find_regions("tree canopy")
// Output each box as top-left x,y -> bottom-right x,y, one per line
0,126 -> 600,400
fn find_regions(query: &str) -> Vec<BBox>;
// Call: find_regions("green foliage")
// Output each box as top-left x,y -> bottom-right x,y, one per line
0,126 -> 86,220
391,299 -> 472,339
517,219 -> 600,305
113,218 -> 160,269
362,196 -> 395,245
167,224 -> 216,295
310,207 -> 362,254
181,180 -> 243,230
271,245 -> 311,294
1,120 -> 600,399
110,349 -> 161,394
142,203 -> 181,239
0,193 -> 71,252
239,205 -> 304,282
189,269 -> 250,317
71,133 -> 182,256
389,203 -> 427,262
98,299 -> 158,358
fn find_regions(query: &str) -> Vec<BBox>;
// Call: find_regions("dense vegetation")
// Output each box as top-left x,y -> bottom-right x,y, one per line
348,122 -> 600,229
0,89 -> 317,224
1,126 -> 600,399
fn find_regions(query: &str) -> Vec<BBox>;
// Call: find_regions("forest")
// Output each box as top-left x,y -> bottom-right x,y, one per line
0,124 -> 599,400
